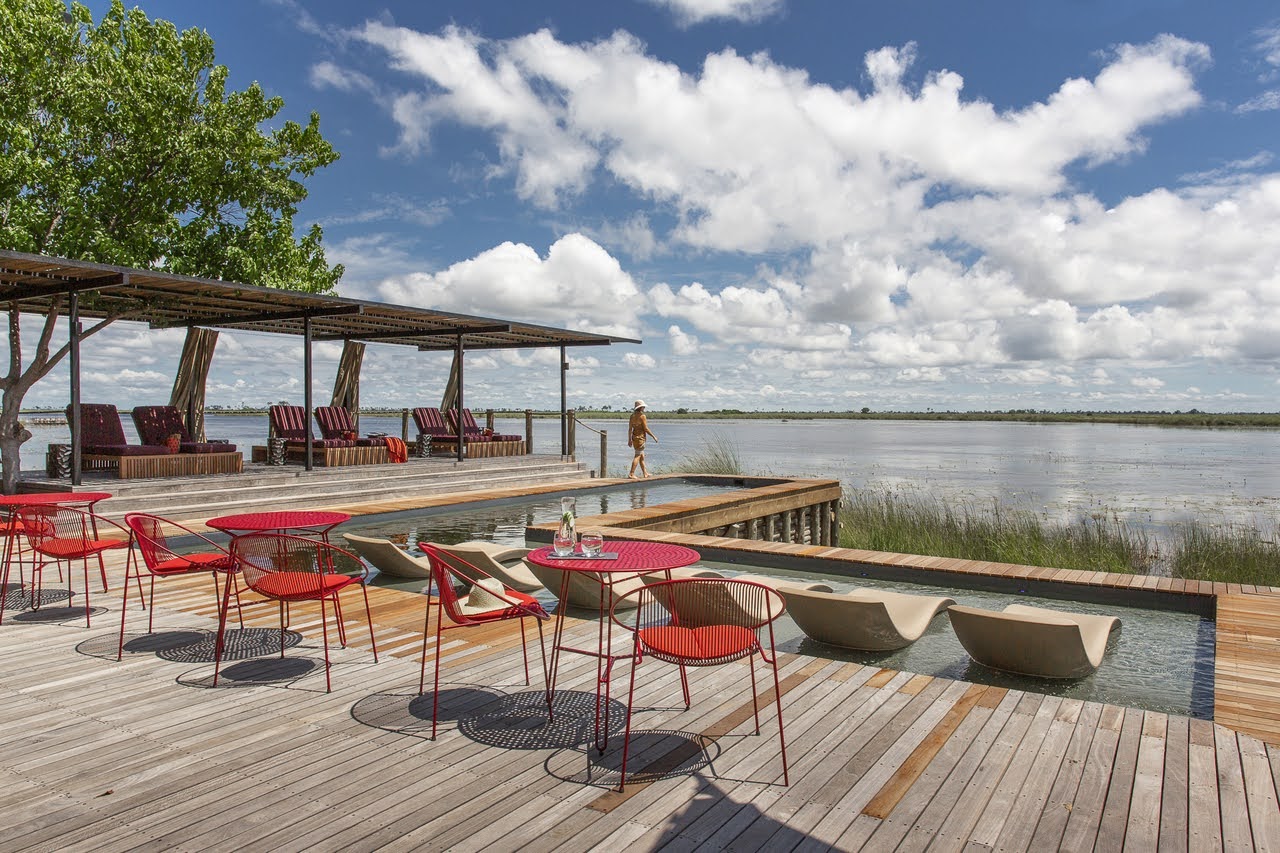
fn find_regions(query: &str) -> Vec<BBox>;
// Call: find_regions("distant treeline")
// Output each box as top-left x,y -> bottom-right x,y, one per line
21,408 -> 1280,428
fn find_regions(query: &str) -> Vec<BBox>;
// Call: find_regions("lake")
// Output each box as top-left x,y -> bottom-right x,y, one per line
19,412 -> 1278,533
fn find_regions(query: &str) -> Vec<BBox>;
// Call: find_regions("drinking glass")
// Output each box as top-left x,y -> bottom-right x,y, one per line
553,532 -> 576,556
581,532 -> 604,557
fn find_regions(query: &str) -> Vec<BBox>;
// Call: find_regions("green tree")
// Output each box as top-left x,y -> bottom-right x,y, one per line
0,0 -> 343,491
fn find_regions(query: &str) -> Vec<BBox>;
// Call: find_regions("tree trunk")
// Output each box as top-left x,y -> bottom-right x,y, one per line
1,304 -> 121,494
0,406 -> 31,495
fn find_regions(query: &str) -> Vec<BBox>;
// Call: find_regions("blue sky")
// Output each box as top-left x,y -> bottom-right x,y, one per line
37,0 -> 1280,412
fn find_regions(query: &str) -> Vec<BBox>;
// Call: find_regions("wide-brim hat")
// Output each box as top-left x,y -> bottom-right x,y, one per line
633,399 -> 646,410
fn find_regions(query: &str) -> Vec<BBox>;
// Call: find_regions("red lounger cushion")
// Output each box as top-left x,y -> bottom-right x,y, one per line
71,403 -> 170,455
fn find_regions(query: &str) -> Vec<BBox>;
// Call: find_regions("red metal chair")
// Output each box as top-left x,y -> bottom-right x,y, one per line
119,513 -> 243,660
3,506 -> 129,627
417,542 -> 550,739
610,578 -> 790,791
214,533 -> 378,692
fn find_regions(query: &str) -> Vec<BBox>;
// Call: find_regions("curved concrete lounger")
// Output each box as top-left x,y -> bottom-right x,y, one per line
778,586 -> 955,651
343,533 -> 432,580
947,603 -> 1122,680
531,564 -> 724,611
426,541 -> 541,592
343,534 -> 536,589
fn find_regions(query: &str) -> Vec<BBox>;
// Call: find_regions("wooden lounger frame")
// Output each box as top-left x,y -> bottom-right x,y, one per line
429,439 -> 526,458
81,451 -> 244,479
251,444 -> 391,466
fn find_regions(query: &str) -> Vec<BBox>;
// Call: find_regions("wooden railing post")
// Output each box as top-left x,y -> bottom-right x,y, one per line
567,409 -> 576,460
600,430 -> 607,479
401,408 -> 409,443
485,409 -> 495,431
525,409 -> 534,455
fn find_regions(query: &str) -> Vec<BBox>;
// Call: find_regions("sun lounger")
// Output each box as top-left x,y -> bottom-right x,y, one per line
67,403 -> 242,478
268,405 -> 389,466
130,405 -> 231,453
947,602 -> 1122,679
778,586 -> 955,651
313,406 -> 385,447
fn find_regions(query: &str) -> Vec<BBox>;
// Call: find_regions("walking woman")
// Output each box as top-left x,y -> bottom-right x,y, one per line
627,400 -> 658,478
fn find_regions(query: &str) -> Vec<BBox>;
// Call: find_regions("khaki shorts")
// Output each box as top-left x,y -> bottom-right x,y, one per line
631,437 -> 646,456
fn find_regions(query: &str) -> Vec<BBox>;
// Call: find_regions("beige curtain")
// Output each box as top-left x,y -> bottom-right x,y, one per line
331,340 -> 365,428
169,327 -> 219,441
440,350 -> 461,413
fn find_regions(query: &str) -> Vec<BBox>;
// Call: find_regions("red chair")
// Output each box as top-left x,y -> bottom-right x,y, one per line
610,578 -> 790,791
214,533 -> 378,692
119,513 -> 243,660
3,506 -> 129,627
417,542 -> 550,739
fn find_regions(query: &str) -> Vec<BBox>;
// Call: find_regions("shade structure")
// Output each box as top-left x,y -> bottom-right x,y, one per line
0,248 -> 640,481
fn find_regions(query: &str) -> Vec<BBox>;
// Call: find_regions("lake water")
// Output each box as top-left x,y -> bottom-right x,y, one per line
20,413 -> 1278,533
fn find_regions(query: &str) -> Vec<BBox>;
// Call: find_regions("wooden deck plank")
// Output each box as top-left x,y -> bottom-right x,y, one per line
0,549 -> 1276,852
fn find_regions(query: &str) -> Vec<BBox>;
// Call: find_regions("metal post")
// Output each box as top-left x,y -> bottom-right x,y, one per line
303,315 -> 313,471
455,335 -> 465,462
559,345 -> 568,456
600,430 -> 607,479
69,293 -> 81,486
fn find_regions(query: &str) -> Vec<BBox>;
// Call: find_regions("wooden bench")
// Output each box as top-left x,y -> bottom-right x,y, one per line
80,451 -> 243,479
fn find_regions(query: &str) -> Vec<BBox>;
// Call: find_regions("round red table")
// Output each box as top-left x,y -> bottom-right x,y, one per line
527,540 -> 701,751
206,510 -> 350,540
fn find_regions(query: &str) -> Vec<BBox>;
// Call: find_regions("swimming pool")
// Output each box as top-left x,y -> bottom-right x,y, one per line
341,476 -> 743,555
341,487 -> 1216,721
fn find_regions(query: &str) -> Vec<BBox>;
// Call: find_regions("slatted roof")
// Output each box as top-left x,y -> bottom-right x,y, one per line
0,249 -> 640,351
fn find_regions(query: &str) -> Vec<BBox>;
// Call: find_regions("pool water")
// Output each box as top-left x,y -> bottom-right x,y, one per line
704,562 -> 1215,720
341,482 -> 1216,720
342,477 -> 740,556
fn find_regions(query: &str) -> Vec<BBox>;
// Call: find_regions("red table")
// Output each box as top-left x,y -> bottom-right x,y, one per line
1,491 -> 115,606
527,540 -> 701,751
206,510 -> 350,541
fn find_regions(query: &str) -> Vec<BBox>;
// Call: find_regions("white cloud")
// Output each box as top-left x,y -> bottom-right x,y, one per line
667,325 -> 701,356
321,22 -> 1280,408
376,234 -> 646,333
310,61 -> 376,94
1131,376 -> 1166,390
1236,90 -> 1280,113
623,353 -> 658,369
645,0 -> 784,27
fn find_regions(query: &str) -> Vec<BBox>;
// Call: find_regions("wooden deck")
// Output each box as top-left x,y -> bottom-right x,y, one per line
3,551 -> 1279,851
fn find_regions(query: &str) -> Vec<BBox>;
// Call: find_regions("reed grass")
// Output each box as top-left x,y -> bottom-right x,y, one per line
839,489 -> 1156,575
666,432 -> 744,475
1169,520 -> 1280,586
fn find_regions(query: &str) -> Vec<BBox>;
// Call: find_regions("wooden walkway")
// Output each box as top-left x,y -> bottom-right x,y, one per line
2,554 -> 1279,852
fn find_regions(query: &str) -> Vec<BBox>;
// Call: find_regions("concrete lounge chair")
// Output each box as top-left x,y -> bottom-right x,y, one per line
426,541 -> 541,592
343,533 -> 433,580
947,603 -> 1122,680
777,586 -> 955,651
529,562 -> 724,611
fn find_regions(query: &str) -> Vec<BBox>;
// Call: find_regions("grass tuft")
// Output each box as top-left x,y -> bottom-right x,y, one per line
838,488 -> 1280,585
838,488 -> 1155,575
667,432 -> 744,475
